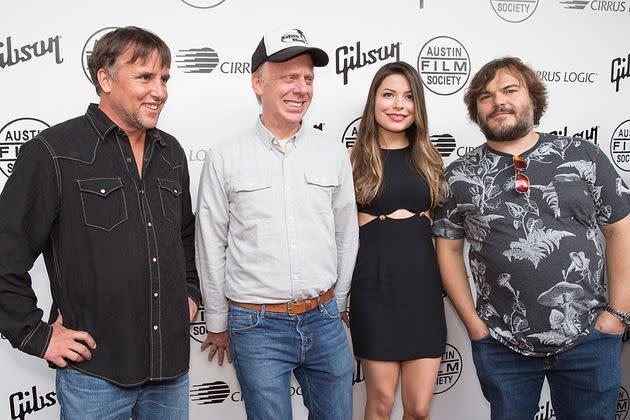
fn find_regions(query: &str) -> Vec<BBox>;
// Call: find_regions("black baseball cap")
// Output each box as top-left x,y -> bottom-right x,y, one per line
251,26 -> 329,73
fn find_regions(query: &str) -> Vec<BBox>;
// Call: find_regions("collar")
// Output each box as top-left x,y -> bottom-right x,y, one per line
255,115 -> 305,150
85,103 -> 166,146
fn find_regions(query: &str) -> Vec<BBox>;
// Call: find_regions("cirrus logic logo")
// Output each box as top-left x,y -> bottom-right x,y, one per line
190,381 -> 230,405
0,118 -> 50,178
417,36 -> 470,96
176,47 -> 219,74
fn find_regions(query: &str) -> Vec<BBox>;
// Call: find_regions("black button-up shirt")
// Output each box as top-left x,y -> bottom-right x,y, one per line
0,104 -> 200,387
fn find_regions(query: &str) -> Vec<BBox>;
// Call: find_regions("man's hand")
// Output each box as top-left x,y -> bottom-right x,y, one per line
188,297 -> 198,322
341,311 -> 350,328
200,331 -> 232,365
467,317 -> 490,341
595,310 -> 626,334
43,316 -> 96,368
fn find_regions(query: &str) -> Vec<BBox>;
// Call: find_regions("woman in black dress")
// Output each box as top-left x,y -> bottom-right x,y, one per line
349,61 -> 446,420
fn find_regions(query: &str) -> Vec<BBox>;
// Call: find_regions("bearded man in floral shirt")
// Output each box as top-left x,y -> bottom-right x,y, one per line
434,56 -> 630,420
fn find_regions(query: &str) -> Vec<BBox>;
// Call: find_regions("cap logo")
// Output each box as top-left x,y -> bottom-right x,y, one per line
280,29 -> 308,45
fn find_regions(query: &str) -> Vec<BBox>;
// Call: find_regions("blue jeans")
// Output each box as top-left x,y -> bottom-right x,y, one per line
56,368 -> 189,420
471,328 -> 622,420
228,298 -> 354,420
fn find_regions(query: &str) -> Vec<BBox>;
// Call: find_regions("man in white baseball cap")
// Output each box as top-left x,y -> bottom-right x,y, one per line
195,25 -> 358,419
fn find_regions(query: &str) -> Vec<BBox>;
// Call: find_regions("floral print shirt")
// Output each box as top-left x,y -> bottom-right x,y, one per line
433,133 -> 630,356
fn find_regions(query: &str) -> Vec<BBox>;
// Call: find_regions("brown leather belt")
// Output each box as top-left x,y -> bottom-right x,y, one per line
230,289 -> 334,315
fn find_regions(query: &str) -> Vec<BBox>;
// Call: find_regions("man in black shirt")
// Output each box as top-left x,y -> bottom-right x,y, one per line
0,26 -> 200,419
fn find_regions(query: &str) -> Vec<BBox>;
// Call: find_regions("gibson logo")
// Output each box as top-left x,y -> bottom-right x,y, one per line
0,36 -> 63,69
336,41 -> 400,85
611,53 -> 629,92
548,125 -> 599,145
9,386 -> 56,420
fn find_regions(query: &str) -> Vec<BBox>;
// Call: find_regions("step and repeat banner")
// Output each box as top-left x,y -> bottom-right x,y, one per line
2,1 -> 629,419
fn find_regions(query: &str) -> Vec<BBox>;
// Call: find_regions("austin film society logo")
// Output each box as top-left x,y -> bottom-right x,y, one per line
610,119 -> 630,172
82,27 -> 118,83
180,0 -> 226,8
559,0 -> 627,12
417,36 -> 470,96
342,117 -> 361,148
611,53 -> 629,92
8,385 -> 56,420
336,41 -> 400,85
0,35 -> 62,70
434,343 -> 462,394
190,305 -> 207,343
0,118 -> 50,178
490,0 -> 540,23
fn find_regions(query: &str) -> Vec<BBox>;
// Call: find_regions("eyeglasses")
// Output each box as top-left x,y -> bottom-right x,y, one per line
513,156 -> 529,193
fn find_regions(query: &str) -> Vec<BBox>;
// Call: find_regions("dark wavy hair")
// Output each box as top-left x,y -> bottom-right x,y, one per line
88,26 -> 171,96
463,56 -> 547,125
351,61 -> 445,210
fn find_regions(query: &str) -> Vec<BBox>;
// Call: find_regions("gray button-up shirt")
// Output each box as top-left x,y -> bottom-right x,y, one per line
195,118 -> 359,332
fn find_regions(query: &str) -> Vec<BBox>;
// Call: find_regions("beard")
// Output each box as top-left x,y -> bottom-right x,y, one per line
478,104 -> 534,142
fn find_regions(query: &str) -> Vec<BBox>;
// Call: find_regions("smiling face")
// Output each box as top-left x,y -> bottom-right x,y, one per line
252,54 -> 314,137
97,47 -> 170,135
374,73 -> 415,140
476,68 -> 535,142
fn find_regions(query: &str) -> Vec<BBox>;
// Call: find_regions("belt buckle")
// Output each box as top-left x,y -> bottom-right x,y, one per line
287,297 -> 306,316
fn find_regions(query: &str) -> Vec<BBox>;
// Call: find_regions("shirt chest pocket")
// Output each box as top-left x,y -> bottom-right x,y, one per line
231,175 -> 273,220
77,178 -> 128,231
553,180 -> 596,222
304,170 -> 339,214
158,178 -> 183,226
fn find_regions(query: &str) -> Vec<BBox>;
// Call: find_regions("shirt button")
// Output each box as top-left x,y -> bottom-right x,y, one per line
100,189 -> 106,194
126,157 -> 132,163
152,257 -> 157,263
139,189 -> 144,195
153,325 -> 158,331
153,292 -> 159,298
174,189 -> 178,194
147,222 -> 152,227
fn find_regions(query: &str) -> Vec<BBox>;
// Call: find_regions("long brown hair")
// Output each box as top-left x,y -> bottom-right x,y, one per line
351,61 -> 445,210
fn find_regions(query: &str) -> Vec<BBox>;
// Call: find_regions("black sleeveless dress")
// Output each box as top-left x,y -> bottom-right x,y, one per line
349,146 -> 446,360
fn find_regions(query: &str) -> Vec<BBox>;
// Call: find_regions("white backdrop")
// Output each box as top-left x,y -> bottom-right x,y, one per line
2,1 -> 630,419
